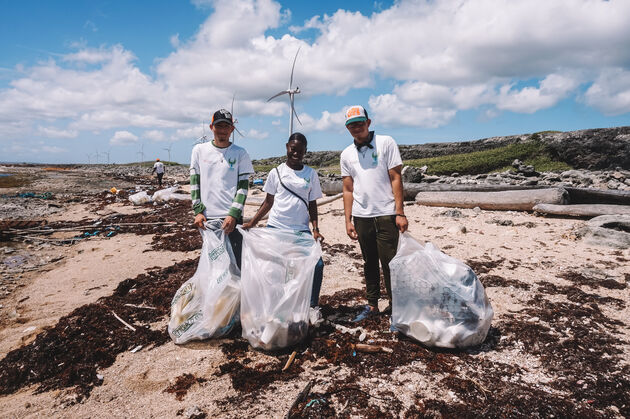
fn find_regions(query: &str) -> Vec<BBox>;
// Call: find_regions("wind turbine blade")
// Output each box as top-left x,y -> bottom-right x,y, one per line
234,127 -> 245,137
267,90 -> 289,101
231,93 -> 236,114
289,47 -> 301,89
292,102 -> 303,126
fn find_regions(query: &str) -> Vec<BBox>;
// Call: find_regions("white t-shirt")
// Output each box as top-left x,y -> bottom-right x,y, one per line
263,163 -> 323,230
153,161 -> 165,174
190,142 -> 254,219
340,133 -> 403,217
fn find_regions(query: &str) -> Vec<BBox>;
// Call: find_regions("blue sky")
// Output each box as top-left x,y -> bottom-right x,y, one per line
1,0 -> 629,164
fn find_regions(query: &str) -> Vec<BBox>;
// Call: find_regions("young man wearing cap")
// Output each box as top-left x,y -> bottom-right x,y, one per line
152,158 -> 165,188
340,105 -> 408,322
190,109 -> 254,268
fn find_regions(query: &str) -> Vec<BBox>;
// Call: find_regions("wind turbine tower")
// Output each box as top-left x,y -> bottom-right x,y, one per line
267,48 -> 302,136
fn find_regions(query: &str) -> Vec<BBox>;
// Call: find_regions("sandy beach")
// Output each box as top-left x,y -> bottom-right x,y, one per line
0,165 -> 628,418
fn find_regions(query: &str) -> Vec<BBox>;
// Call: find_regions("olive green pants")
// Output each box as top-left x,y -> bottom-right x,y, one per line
353,215 -> 399,307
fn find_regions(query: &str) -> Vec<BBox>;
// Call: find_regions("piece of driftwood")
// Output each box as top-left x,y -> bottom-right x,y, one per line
533,203 -> 630,217
565,187 -> 630,205
353,343 -> 393,353
282,350 -> 298,372
111,311 -> 136,332
284,379 -> 314,419
415,188 -> 569,211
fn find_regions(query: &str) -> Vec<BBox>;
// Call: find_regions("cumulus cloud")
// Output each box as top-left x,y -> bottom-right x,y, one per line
1,0 -> 630,149
110,130 -> 139,145
244,129 -> 269,140
583,68 -> 630,116
37,126 -> 78,139
144,130 -> 167,142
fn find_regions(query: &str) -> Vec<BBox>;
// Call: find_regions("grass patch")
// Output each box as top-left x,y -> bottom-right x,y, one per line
253,164 -> 276,172
0,173 -> 31,189
404,139 -> 571,175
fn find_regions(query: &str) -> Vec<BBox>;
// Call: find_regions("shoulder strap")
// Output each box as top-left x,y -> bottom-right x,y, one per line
275,167 -> 309,211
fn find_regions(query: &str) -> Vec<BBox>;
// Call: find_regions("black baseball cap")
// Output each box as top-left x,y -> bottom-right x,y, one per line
211,109 -> 233,126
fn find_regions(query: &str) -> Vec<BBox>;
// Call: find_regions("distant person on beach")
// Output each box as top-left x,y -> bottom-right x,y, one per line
242,132 -> 325,307
190,109 -> 254,269
340,105 -> 407,322
152,158 -> 165,188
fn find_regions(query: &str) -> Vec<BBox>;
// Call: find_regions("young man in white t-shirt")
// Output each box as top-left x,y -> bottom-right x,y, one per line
340,105 -> 408,322
243,132 -> 325,307
190,109 -> 254,268
152,158 -> 165,188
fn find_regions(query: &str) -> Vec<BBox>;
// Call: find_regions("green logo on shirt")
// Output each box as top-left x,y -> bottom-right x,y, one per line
227,157 -> 236,170
371,151 -> 378,165
302,177 -> 310,189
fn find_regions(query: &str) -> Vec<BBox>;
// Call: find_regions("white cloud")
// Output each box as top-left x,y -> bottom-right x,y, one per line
41,145 -> 66,154
37,126 -> 78,139
1,0 -> 630,147
244,129 -> 269,140
583,68 -> 630,116
144,129 -> 167,142
109,130 -> 138,146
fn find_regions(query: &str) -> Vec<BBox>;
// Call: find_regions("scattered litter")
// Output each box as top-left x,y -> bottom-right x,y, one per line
129,191 -> 151,205
130,345 -> 143,353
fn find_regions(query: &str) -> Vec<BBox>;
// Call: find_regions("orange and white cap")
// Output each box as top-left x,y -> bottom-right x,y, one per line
345,105 -> 368,126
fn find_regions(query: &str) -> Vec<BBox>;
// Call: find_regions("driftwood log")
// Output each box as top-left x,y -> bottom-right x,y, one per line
245,192 -> 343,206
320,180 -> 544,200
533,203 -> 630,217
565,187 -> 630,205
415,188 -> 569,211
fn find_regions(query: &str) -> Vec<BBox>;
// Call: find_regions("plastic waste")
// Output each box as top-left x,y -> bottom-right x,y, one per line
151,187 -> 189,202
389,233 -> 493,348
168,220 -> 241,344
129,191 -> 151,205
239,227 -> 321,350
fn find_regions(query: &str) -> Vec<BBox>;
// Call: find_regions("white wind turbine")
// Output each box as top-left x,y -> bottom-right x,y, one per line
194,121 -> 209,145
267,48 -> 302,136
230,93 -> 245,143
163,144 -> 172,162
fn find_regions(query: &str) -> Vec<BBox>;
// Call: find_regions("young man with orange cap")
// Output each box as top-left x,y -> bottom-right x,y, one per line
189,109 -> 254,268
340,105 -> 408,322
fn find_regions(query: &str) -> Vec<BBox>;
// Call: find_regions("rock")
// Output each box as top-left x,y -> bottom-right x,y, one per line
184,406 -> 207,419
436,209 -> 465,218
401,165 -> 424,183
575,214 -> 630,248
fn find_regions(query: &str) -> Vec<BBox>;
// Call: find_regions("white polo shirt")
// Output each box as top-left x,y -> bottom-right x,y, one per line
340,133 -> 402,217
263,163 -> 322,230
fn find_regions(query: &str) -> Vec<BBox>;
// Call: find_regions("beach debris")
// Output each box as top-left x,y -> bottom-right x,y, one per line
282,350 -> 298,372
284,379 -> 313,419
111,311 -> 136,332
415,188 -> 569,211
390,233 -> 493,348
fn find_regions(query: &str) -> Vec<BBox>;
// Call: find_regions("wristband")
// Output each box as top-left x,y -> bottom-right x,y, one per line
396,214 -> 406,218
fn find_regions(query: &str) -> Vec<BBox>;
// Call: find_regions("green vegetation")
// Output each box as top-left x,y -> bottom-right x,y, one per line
404,139 -> 572,175
253,164 -> 276,172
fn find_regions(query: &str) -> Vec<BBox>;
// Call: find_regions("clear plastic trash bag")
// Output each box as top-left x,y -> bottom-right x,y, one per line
390,233 -> 493,348
168,220 -> 241,344
152,186 -> 189,202
129,191 -> 151,205
239,227 -> 321,350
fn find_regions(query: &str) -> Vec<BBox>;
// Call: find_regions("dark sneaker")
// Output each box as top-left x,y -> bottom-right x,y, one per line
383,303 -> 392,315
353,305 -> 378,322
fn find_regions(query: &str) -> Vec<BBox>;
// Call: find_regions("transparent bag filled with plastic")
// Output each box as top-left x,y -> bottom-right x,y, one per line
239,227 -> 322,350
390,233 -> 493,348
168,220 -> 241,344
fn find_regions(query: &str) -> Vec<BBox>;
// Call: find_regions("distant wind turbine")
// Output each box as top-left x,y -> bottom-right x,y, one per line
267,47 -> 302,136
137,143 -> 145,163
163,144 -> 173,162
194,121 -> 209,145
231,93 -> 245,143
86,153 -> 92,165
103,150 -> 111,165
